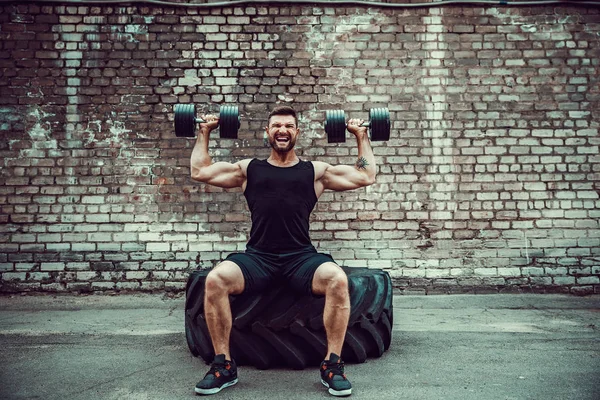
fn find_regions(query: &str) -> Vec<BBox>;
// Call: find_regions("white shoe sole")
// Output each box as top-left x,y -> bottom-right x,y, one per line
195,378 -> 238,395
321,379 -> 352,397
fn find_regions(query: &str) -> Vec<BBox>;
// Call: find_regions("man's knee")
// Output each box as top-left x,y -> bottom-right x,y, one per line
205,261 -> 244,298
330,269 -> 349,297
330,266 -> 348,289
313,262 -> 349,296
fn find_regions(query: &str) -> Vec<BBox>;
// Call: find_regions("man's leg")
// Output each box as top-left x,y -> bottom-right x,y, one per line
203,260 -> 245,361
312,262 -> 352,397
195,261 -> 245,395
311,262 -> 350,358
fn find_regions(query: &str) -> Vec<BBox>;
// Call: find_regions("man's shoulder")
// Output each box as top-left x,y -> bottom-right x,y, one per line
310,160 -> 330,179
235,158 -> 257,175
237,158 -> 258,166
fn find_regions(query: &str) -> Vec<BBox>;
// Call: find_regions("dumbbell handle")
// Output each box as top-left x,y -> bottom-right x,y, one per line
345,121 -> 370,128
175,104 -> 239,139
195,116 -> 218,124
325,108 -> 389,143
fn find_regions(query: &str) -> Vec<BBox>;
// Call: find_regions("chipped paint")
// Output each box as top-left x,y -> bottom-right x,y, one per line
81,120 -> 102,146
107,118 -> 132,146
523,231 -> 531,264
179,70 -> 203,86
419,12 -> 450,159
233,139 -> 251,148
277,94 -> 294,102
0,106 -> 17,133
10,13 -> 30,23
62,38 -> 83,141
106,23 -> 150,43
419,9 -> 457,249
124,25 -> 148,34
297,111 -> 323,141
110,33 -> 138,43
521,24 -> 537,33
27,107 -> 55,144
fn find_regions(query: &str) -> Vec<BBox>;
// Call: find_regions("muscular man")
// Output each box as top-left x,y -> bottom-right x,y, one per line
190,105 -> 376,397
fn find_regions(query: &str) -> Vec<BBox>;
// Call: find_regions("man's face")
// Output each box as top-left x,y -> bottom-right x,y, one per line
266,114 -> 299,153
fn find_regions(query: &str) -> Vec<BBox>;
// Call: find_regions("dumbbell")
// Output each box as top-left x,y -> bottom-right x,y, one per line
325,108 -> 390,143
174,104 -> 240,139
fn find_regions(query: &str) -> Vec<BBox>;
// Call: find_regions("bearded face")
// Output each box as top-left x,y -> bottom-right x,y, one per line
266,115 -> 298,153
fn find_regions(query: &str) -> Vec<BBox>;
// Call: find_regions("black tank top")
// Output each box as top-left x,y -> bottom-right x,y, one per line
244,158 -> 318,252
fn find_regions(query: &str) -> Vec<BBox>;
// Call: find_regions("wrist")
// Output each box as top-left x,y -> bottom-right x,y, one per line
354,131 -> 369,141
198,128 -> 211,136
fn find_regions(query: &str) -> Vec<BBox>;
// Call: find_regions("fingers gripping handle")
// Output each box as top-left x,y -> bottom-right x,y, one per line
325,108 -> 390,143
174,104 -> 240,139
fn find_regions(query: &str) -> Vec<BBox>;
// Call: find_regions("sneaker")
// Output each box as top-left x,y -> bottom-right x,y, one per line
320,353 -> 352,397
195,354 -> 238,395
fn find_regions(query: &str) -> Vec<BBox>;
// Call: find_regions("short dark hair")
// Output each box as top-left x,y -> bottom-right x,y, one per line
268,105 -> 297,127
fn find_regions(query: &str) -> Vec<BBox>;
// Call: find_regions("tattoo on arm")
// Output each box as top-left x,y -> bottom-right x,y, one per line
355,156 -> 369,170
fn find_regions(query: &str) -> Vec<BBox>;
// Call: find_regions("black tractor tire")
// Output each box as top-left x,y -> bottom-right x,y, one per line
184,266 -> 393,370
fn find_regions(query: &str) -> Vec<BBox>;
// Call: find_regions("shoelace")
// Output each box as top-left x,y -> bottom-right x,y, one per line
206,363 -> 229,378
324,361 -> 346,379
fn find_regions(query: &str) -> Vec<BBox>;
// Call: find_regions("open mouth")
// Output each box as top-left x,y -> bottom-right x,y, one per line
275,136 -> 290,143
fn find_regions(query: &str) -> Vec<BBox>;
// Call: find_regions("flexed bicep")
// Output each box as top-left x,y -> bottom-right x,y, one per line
321,163 -> 375,192
191,159 -> 250,189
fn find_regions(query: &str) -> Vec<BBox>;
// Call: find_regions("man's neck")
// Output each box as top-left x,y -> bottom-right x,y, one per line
267,150 -> 299,166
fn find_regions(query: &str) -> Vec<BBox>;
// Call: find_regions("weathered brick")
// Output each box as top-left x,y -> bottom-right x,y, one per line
40,262 -> 65,271
0,5 -> 597,295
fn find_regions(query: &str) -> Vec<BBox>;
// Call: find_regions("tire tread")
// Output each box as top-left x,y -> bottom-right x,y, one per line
184,267 -> 393,369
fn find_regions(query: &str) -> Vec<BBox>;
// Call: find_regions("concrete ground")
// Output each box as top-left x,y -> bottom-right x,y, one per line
0,293 -> 598,400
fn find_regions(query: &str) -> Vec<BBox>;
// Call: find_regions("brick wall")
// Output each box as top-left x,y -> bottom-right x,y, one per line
1,3 -> 599,295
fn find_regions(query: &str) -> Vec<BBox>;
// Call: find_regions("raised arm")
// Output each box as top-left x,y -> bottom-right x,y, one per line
314,118 -> 376,194
190,115 -> 249,189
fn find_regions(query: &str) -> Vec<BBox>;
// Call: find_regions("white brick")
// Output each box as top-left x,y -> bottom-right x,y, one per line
402,269 -> 426,278
497,267 -> 521,277
425,269 -> 449,278
41,262 -> 65,271
15,263 -> 37,271
474,268 -> 497,276
0,263 -> 14,271
66,262 -> 90,270
2,272 -> 27,281
553,276 -> 576,285
146,242 -> 170,252
140,233 -> 163,241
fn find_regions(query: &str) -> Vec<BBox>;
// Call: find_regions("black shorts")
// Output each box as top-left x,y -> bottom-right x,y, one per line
225,245 -> 336,295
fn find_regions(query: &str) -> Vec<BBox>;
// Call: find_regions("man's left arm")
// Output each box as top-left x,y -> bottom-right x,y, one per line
318,118 -> 377,191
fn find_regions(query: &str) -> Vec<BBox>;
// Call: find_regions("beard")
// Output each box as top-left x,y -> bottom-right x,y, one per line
269,135 -> 296,153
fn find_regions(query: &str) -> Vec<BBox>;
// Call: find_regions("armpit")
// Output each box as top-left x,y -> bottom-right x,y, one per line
311,161 -> 329,181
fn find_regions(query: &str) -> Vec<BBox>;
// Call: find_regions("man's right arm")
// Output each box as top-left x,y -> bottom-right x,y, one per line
190,116 -> 248,189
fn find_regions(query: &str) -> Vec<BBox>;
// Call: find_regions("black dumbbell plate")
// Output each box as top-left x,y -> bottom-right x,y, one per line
219,105 -> 240,139
370,108 -> 390,141
174,104 -> 196,138
326,109 -> 346,143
